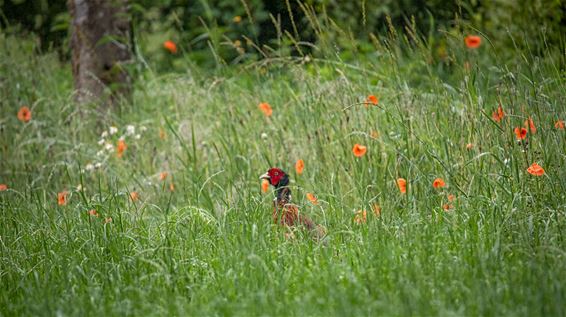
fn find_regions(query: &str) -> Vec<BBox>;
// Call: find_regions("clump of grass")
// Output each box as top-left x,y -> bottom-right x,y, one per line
1,18 -> 565,316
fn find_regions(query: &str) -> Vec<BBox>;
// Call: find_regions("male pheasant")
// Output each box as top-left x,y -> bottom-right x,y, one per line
260,168 -> 326,240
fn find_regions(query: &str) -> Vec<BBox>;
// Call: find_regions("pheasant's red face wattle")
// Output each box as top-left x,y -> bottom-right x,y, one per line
267,168 -> 285,186
260,168 -> 286,186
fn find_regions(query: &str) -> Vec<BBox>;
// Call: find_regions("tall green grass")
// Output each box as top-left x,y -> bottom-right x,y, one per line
1,17 -> 565,316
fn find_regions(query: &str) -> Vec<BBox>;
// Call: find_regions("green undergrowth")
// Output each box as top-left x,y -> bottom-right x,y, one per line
0,30 -> 565,316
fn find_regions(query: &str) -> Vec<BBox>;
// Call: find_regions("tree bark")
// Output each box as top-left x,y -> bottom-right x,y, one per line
68,0 -> 131,108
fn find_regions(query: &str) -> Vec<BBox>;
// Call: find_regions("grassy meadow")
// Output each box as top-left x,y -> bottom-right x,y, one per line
1,27 -> 565,316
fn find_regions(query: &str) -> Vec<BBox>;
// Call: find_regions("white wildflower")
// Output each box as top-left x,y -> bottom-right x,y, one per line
135,134 -> 141,140
96,150 -> 105,157
76,184 -> 83,191
109,126 -> 118,135
85,163 -> 95,171
126,125 -> 135,136
98,139 -> 105,145
94,162 -> 102,169
118,135 -> 125,141
140,126 -> 147,133
105,143 -> 114,151
261,133 -> 268,140
101,131 -> 108,138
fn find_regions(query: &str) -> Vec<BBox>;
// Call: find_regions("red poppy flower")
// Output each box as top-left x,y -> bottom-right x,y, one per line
555,120 -> 564,130
0,184 -> 7,191
352,144 -> 367,157
465,35 -> 481,49
58,191 -> 68,206
492,105 -> 505,122
365,95 -> 378,107
163,40 -> 178,54
17,106 -> 32,123
258,102 -> 273,117
354,210 -> 367,224
432,178 -> 446,189
306,193 -> 318,205
116,140 -> 127,158
524,117 -> 536,134
514,127 -> 527,140
526,163 -> 545,176
295,159 -> 304,175
397,178 -> 407,194
261,179 -> 269,193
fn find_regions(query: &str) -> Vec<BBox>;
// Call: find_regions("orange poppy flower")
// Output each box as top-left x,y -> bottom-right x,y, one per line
163,40 -> 178,54
397,178 -> 407,194
17,106 -> 32,123
526,163 -> 545,176
295,159 -> 305,175
258,102 -> 273,117
116,139 -> 127,158
57,191 -> 68,206
443,204 -> 453,211
352,144 -> 367,157
555,120 -> 564,130
306,193 -> 318,205
365,95 -> 378,107
88,209 -> 99,217
372,204 -> 381,217
169,182 -> 175,192
261,179 -> 269,193
514,127 -> 527,140
524,117 -> 536,134
130,191 -> 139,201
354,210 -> 367,224
104,217 -> 113,224
432,178 -> 446,188
464,35 -> 481,49
0,184 -> 7,191
447,194 -> 455,202
466,143 -> 474,150
159,172 -> 168,181
492,105 -> 505,122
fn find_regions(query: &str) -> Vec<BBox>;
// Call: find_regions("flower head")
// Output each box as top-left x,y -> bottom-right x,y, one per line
397,178 -> 407,194
352,144 -> 367,157
261,179 -> 269,193
104,217 -> 112,224
365,95 -> 378,107
492,105 -> 505,122
58,191 -> 68,206
465,35 -> 481,49
88,209 -> 99,217
159,172 -> 168,181
527,163 -> 545,176
258,102 -> 273,117
116,139 -> 127,158
17,106 -> 31,123
524,117 -> 536,134
555,120 -> 564,130
354,210 -> 367,224
163,40 -> 178,54
514,127 -> 527,140
466,143 -> 474,150
432,178 -> 446,189
0,184 -> 7,191
130,191 -> 139,201
306,193 -> 318,205
295,159 -> 305,175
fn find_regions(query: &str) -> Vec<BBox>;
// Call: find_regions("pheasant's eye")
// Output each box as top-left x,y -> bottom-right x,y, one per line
274,172 -> 279,176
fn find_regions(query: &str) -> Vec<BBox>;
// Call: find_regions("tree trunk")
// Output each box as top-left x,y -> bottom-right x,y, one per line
68,0 -> 131,108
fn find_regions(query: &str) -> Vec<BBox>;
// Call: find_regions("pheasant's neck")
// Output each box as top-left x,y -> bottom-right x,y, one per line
275,175 -> 291,205
276,186 -> 291,205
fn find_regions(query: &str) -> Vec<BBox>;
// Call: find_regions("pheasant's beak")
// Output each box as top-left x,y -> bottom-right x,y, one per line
259,172 -> 270,181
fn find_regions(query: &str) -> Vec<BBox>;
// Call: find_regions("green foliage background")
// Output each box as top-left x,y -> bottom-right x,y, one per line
1,0 -> 565,67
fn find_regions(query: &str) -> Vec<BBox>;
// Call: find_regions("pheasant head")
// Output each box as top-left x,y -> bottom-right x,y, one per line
259,168 -> 290,203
